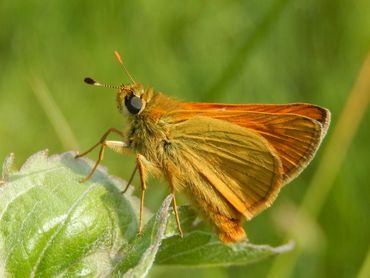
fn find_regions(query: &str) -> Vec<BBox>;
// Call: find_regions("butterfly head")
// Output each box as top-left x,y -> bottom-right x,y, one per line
116,83 -> 147,115
83,77 -> 148,116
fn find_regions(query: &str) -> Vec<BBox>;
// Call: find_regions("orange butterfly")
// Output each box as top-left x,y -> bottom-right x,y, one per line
76,52 -> 330,243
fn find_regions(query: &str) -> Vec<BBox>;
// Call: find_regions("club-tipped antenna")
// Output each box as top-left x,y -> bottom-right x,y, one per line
84,77 -> 119,89
114,50 -> 136,84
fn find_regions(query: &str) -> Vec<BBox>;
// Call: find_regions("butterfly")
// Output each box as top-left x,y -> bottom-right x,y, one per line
76,51 -> 330,243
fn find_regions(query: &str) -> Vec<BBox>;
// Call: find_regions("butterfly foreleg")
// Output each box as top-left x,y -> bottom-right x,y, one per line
75,128 -> 129,183
76,128 -> 125,158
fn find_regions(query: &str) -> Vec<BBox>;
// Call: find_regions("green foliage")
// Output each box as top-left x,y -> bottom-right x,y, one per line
0,151 -> 138,277
0,151 -> 293,277
156,233 -> 293,267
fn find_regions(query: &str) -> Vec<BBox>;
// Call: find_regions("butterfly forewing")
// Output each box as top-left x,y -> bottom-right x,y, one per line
181,102 -> 330,133
165,103 -> 330,185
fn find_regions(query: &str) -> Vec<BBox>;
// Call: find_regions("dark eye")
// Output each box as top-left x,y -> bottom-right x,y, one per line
125,95 -> 142,114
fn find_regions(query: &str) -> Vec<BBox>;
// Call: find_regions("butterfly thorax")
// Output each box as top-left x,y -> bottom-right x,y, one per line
125,90 -> 179,167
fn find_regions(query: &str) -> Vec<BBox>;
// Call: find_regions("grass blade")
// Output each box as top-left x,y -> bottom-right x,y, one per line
29,75 -> 79,150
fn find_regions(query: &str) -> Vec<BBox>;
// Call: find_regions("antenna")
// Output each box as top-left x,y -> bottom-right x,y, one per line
83,77 -> 119,89
114,50 -> 136,84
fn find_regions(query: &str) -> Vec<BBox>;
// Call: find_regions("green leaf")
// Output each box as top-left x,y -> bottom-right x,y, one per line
112,195 -> 173,277
156,206 -> 294,267
156,232 -> 294,267
0,150 -> 139,277
0,151 -> 294,277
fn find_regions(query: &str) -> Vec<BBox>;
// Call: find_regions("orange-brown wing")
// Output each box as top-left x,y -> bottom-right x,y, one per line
164,103 -> 329,184
167,116 -> 283,220
181,102 -> 330,135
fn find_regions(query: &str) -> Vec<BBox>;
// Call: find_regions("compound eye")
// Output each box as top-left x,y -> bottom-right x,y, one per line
124,95 -> 142,114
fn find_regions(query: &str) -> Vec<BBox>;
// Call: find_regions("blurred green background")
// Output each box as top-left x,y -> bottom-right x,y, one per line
1,0 -> 369,277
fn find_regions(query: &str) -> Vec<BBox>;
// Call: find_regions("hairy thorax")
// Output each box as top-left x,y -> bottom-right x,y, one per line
125,91 -> 192,191
126,93 -> 176,169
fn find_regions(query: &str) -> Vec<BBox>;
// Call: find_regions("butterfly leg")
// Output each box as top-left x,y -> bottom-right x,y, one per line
76,128 -> 124,158
164,160 -> 184,238
121,165 -> 138,194
75,128 -> 126,182
99,141 -> 138,194
170,190 -> 183,238
136,154 -> 150,236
